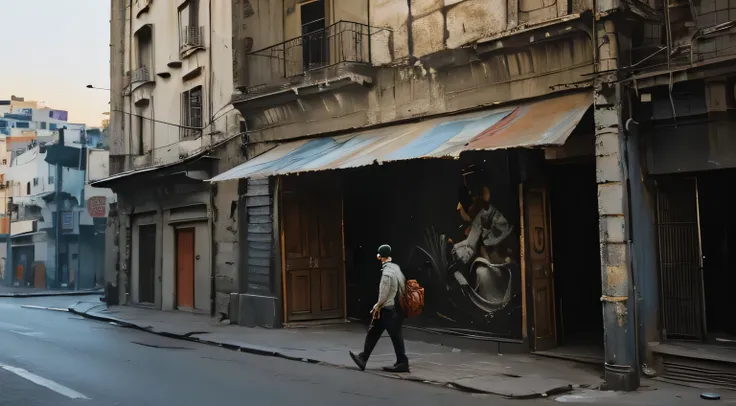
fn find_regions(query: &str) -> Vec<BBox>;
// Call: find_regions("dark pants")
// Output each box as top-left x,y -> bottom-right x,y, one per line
361,306 -> 408,365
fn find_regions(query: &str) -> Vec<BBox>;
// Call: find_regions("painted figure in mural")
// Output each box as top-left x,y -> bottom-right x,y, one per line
450,184 -> 516,314
349,244 -> 410,373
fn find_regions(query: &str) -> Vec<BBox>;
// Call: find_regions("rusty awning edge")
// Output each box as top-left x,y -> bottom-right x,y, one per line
207,91 -> 592,183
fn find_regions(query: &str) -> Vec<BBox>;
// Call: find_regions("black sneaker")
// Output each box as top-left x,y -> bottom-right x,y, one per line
349,351 -> 367,371
382,363 -> 410,373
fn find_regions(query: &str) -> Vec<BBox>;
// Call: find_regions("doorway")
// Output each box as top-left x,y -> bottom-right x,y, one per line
658,169 -> 736,342
533,160 -> 603,359
300,0 -> 327,71
699,170 -> 736,339
138,224 -> 157,304
281,175 -> 344,322
176,228 -> 195,309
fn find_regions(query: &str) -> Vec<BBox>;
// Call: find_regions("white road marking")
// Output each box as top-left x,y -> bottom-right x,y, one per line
0,362 -> 89,400
20,305 -> 69,312
9,329 -> 43,337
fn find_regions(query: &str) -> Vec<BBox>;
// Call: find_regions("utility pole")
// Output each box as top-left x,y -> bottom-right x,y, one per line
5,196 -> 12,286
55,128 -> 65,289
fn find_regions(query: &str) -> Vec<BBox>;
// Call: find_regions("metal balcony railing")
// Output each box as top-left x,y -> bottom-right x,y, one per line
131,65 -> 151,83
246,21 -> 383,89
181,26 -> 205,50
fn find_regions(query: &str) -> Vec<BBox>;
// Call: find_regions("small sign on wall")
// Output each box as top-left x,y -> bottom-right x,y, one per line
87,196 -> 107,218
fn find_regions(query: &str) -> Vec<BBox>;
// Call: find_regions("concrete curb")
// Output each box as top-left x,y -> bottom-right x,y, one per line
0,290 -> 103,298
67,305 -> 571,399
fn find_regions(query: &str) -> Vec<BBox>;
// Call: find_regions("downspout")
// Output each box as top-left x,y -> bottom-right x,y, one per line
208,0 -> 217,317
157,199 -> 164,309
209,182 -> 217,317
208,0 -> 214,147
128,0 -> 134,162
617,80 -> 640,378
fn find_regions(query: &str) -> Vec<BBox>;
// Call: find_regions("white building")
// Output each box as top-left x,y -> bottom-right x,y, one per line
3,112 -> 116,288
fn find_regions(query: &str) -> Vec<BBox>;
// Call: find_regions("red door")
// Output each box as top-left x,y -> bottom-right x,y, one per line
176,228 -> 195,309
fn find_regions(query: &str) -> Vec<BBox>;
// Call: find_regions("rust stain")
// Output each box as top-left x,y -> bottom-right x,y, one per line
210,91 -> 592,182
466,92 -> 592,149
606,265 -> 626,292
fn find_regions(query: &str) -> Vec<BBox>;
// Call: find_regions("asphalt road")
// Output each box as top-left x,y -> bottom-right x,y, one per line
0,295 -> 553,406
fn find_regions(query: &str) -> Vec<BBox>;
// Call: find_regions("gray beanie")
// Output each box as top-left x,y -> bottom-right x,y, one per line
377,244 -> 392,258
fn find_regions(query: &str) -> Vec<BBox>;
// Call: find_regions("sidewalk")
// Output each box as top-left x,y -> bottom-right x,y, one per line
67,301 -> 735,403
0,285 -> 103,298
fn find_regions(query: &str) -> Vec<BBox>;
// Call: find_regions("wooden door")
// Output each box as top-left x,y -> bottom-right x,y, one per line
525,186 -> 557,350
283,178 -> 344,322
176,228 -> 196,309
138,224 -> 157,304
656,177 -> 704,340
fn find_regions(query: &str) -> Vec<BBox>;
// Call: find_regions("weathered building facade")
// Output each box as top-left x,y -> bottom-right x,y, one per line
618,0 -> 736,389
101,0 -> 736,393
100,0 -> 245,314
216,0 -> 640,391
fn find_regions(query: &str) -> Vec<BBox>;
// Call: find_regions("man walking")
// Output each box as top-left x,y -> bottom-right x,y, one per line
349,244 -> 409,373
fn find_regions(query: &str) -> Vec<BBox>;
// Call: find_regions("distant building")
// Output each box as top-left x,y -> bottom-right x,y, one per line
1,98 -> 116,289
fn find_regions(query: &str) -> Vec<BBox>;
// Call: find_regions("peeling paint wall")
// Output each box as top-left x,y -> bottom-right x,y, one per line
210,136 -> 248,315
244,32 -> 594,143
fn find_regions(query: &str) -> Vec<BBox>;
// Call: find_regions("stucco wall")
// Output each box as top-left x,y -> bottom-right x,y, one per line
122,0 -> 240,169
244,31 -> 594,144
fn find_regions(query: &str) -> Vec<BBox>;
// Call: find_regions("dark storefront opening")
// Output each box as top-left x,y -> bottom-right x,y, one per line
659,169 -> 736,343
654,169 -> 736,351
541,159 -> 603,360
343,152 -> 524,341
699,169 -> 736,339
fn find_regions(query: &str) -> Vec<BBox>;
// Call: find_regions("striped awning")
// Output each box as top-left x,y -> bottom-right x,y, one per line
209,91 -> 591,182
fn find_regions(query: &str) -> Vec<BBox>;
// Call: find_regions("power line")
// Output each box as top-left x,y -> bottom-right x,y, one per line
109,105 -> 241,151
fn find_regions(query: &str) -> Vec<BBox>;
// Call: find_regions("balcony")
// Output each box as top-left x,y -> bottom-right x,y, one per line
180,26 -> 205,56
131,65 -> 151,84
241,21 -> 390,101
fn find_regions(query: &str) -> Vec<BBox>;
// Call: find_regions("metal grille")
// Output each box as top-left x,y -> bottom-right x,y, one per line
181,26 -> 204,48
656,177 -> 704,340
130,65 -> 150,83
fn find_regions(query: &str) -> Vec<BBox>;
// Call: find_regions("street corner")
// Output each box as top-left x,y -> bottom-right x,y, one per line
67,300 -> 106,316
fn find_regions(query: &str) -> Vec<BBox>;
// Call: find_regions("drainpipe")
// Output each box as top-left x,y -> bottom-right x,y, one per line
617,80 -> 640,379
209,181 -> 217,318
55,128 -> 65,289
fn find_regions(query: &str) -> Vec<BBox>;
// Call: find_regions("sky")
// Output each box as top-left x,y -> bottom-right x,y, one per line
0,0 -> 111,127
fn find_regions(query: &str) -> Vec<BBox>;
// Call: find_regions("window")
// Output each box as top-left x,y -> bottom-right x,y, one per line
137,112 -> 145,155
16,122 -> 29,129
135,25 -> 153,77
301,0 -> 327,70
40,122 -> 47,130
50,123 -> 57,131
33,177 -> 38,186
1,159 -> 6,165
180,86 -> 203,139
0,120 -> 6,128
179,0 -> 203,49
26,182 -> 30,195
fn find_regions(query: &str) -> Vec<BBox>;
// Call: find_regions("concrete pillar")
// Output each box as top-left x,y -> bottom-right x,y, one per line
594,18 -> 640,391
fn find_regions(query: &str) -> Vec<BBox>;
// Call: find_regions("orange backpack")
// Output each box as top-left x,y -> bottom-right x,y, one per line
400,279 -> 425,318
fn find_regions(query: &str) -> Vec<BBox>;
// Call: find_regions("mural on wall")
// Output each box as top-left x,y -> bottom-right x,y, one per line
343,155 -> 522,338
406,163 -> 521,337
